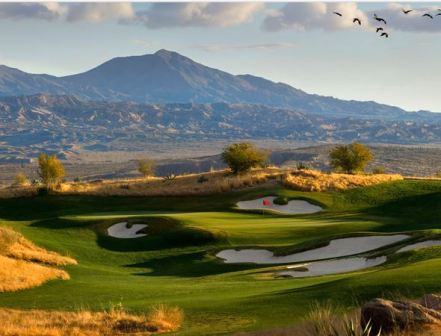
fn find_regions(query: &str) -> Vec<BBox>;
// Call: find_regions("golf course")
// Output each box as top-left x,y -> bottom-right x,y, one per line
1,177 -> 441,335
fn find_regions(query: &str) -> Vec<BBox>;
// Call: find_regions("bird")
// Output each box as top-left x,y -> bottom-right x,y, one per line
402,9 -> 413,14
353,18 -> 361,25
436,13 -> 441,17
381,32 -> 389,38
374,14 -> 387,24
376,27 -> 383,33
423,13 -> 434,19
333,11 -> 342,17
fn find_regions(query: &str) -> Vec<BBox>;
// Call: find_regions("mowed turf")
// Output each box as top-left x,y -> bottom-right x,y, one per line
0,180 -> 441,335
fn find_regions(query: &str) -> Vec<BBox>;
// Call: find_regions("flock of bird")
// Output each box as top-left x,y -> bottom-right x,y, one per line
333,7 -> 441,38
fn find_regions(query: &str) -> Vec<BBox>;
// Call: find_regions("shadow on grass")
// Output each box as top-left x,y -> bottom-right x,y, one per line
126,251 -> 261,277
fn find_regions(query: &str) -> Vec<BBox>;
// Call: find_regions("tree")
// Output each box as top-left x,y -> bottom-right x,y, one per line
38,153 -> 65,189
329,143 -> 373,174
138,158 -> 156,178
222,143 -> 267,174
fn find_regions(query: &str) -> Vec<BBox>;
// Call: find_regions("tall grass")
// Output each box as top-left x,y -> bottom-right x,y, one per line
0,304 -> 183,335
283,169 -> 403,192
0,226 -> 76,292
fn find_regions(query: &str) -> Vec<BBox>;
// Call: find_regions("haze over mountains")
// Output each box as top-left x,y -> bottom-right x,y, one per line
0,49 -> 440,163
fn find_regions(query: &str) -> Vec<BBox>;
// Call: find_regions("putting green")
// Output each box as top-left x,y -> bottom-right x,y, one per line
0,180 -> 441,335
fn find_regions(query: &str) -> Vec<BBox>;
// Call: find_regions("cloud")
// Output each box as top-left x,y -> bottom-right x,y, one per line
129,2 -> 264,28
367,3 -> 441,33
192,42 -> 297,52
263,2 -> 370,32
66,3 -> 134,23
0,3 -> 66,21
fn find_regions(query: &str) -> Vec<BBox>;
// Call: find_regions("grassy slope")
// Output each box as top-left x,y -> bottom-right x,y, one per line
0,180 -> 440,335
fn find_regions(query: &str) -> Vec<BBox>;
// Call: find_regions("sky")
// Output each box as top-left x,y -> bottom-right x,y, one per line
0,2 -> 440,112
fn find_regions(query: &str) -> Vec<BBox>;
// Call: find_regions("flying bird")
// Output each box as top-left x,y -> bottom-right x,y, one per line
333,11 -> 342,17
423,13 -> 434,19
353,18 -> 361,25
381,32 -> 389,38
376,27 -> 384,33
374,14 -> 387,24
402,9 -> 413,14
436,13 -> 441,16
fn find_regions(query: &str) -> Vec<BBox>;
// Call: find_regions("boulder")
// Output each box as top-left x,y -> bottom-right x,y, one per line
361,298 -> 441,334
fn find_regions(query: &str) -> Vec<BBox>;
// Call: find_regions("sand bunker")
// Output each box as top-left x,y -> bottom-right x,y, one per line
107,222 -> 148,239
216,234 -> 409,264
397,240 -> 441,253
236,197 -> 322,214
277,256 -> 387,278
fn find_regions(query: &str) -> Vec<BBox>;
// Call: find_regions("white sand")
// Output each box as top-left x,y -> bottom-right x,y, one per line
107,222 -> 148,239
216,234 -> 409,264
236,196 -> 322,214
397,240 -> 441,253
278,256 -> 387,278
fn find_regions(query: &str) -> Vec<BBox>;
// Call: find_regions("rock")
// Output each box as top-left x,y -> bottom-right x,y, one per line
361,298 -> 441,334
421,294 -> 441,311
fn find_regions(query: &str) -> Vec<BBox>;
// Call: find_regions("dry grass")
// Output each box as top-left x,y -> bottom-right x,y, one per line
0,304 -> 183,336
0,226 -> 76,292
57,168 -> 282,197
283,169 -> 403,192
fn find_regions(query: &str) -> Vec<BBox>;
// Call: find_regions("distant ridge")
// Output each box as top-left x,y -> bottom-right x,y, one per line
0,49 -> 437,119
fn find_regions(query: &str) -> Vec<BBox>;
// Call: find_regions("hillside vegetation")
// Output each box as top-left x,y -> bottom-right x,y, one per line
0,226 -> 76,292
0,304 -> 183,336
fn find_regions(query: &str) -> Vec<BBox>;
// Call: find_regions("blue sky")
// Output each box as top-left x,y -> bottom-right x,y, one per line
0,2 -> 440,112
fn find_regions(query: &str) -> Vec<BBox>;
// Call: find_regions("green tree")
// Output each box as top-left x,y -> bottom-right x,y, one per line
138,158 -> 156,178
38,153 -> 65,189
222,143 -> 267,174
329,143 -> 373,174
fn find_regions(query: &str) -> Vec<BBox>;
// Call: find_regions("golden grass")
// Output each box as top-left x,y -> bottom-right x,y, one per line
0,227 -> 76,292
57,168 -> 282,197
283,169 -> 403,192
0,304 -> 183,336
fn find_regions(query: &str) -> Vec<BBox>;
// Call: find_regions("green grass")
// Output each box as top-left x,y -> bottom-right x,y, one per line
0,180 -> 441,335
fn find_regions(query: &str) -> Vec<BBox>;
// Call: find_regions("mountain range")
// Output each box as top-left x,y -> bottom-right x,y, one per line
0,49 -> 440,162
0,49 -> 438,120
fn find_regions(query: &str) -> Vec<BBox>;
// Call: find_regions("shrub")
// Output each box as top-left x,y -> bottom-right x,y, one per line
330,143 -> 373,174
297,162 -> 309,170
222,143 -> 267,174
273,196 -> 289,205
14,172 -> 29,187
372,166 -> 386,174
38,153 -> 65,190
197,175 -> 209,183
138,158 -> 156,178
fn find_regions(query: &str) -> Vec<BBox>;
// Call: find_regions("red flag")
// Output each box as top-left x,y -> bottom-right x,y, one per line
263,199 -> 270,206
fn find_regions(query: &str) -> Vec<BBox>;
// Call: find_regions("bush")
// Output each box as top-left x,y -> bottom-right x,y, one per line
297,162 -> 309,170
138,158 -> 156,178
14,172 -> 29,187
329,143 -> 373,174
273,196 -> 289,205
372,166 -> 386,174
222,143 -> 267,174
38,153 -> 65,190
197,175 -> 208,184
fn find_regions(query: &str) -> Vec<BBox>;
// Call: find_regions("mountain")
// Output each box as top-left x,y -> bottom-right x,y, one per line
0,49 -> 438,120
0,94 -> 440,163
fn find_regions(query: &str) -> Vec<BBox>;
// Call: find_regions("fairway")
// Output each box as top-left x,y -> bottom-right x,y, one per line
1,180 -> 441,335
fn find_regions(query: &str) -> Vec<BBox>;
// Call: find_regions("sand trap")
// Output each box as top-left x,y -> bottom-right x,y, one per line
397,240 -> 441,253
107,222 -> 148,239
277,256 -> 387,278
236,196 -> 322,214
216,234 -> 409,264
